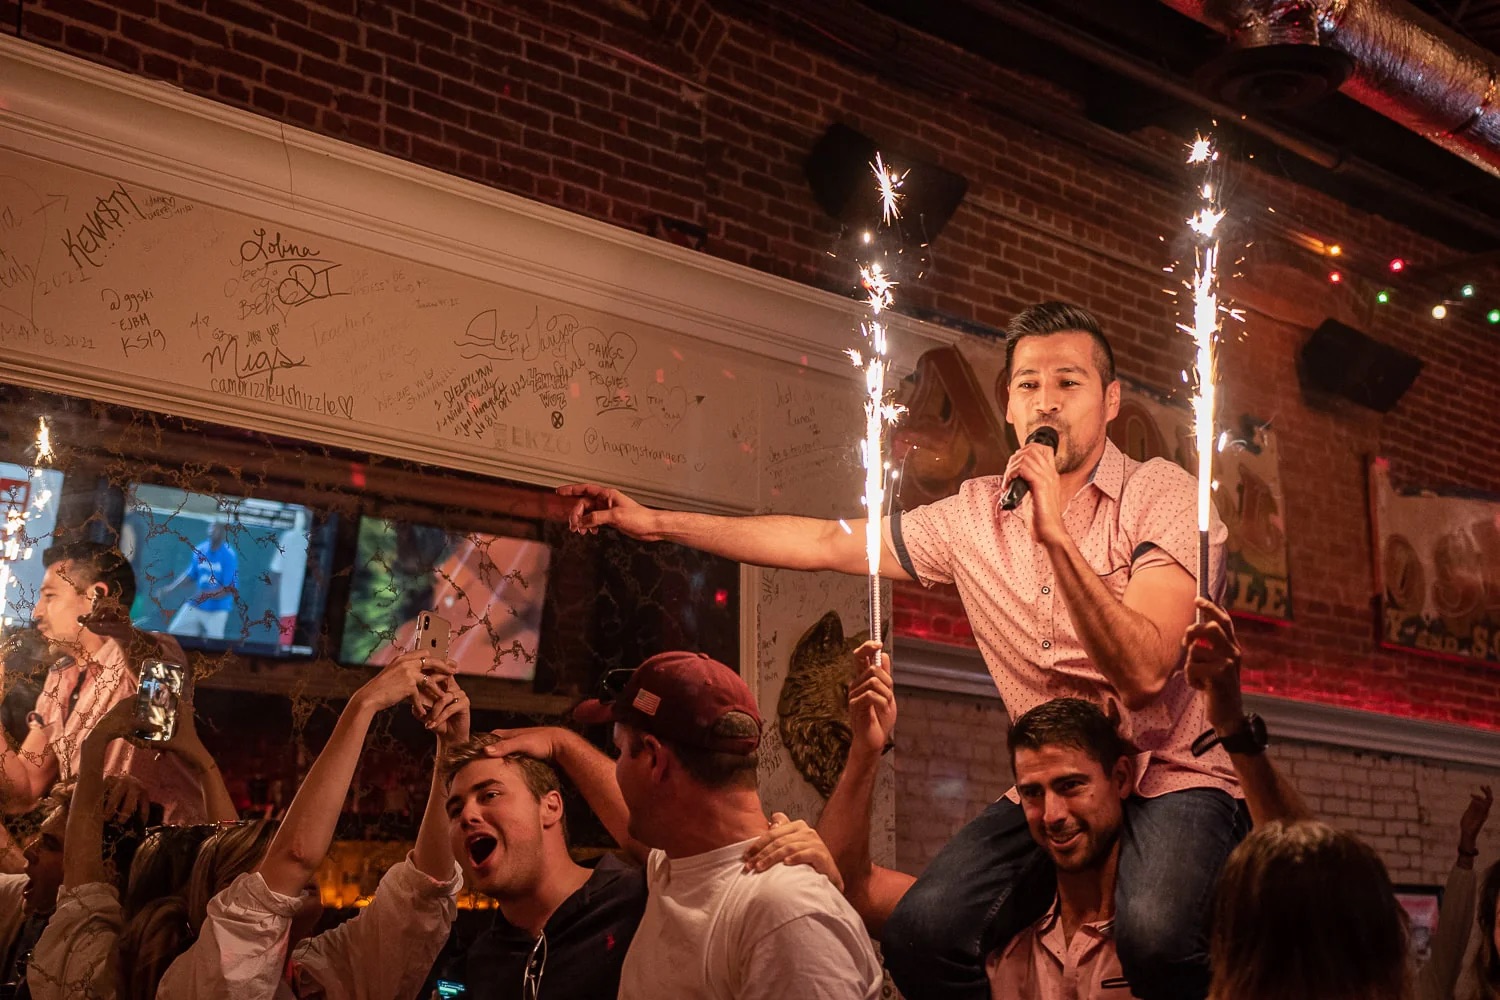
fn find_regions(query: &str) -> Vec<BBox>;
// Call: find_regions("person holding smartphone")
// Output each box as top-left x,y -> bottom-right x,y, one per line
1,542 -> 206,823
25,688 -> 237,1000
155,650 -> 466,1000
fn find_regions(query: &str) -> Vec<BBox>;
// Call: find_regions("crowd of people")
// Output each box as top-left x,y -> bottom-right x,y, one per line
0,301 -> 1494,999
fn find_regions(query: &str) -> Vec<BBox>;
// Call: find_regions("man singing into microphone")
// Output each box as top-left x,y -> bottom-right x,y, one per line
559,302 -> 1242,1000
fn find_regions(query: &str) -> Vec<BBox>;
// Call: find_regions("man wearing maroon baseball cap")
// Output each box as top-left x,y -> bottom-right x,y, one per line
574,650 -> 763,748
496,650 -> 882,999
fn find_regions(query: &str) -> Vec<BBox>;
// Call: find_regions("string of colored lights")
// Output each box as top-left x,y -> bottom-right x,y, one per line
1321,250 -> 1497,322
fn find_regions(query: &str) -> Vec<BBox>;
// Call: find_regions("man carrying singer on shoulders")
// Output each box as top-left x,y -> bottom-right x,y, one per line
559,302 -> 1243,1000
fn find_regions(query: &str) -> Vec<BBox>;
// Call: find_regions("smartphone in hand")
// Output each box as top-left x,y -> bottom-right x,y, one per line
135,659 -> 186,742
412,610 -> 451,662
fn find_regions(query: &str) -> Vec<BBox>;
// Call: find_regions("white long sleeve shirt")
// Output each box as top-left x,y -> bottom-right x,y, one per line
1415,861 -> 1477,1000
28,882 -> 122,1000
156,852 -> 463,1000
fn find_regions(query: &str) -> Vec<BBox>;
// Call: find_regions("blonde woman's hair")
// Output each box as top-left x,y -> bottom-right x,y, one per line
186,820 -> 279,932
113,821 -> 278,1000
124,825 -> 216,917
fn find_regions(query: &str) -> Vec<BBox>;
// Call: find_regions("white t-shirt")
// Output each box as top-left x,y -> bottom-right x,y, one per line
617,839 -> 883,1000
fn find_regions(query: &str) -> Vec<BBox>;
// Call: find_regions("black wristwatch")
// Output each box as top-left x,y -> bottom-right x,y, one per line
1191,714 -> 1268,757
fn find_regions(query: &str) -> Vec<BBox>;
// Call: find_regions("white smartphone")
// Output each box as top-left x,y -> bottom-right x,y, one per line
411,610 -> 451,661
135,659 -> 186,742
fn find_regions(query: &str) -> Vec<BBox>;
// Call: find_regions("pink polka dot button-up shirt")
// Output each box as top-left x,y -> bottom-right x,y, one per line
891,438 -> 1239,799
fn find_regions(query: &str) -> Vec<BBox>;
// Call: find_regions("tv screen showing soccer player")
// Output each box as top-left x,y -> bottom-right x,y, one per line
124,483 -> 334,657
339,516 -> 550,681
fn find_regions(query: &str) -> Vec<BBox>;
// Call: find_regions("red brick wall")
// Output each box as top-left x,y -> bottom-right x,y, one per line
893,687 -> 1012,872
8,0 -> 1500,734
893,682 -> 1500,883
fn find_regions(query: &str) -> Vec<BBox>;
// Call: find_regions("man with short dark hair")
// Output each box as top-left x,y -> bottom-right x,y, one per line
495,651 -> 881,1000
560,301 -> 1240,999
437,733 -> 647,999
799,644 -> 1150,998
987,697 -> 1142,998
0,542 -> 205,821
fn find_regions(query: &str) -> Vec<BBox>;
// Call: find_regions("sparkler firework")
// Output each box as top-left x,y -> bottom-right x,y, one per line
1181,134 -> 1222,611
872,153 -> 907,225
850,157 -> 909,642
0,418 -> 58,638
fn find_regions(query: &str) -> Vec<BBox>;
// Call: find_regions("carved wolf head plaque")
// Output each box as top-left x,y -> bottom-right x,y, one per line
778,611 -> 868,798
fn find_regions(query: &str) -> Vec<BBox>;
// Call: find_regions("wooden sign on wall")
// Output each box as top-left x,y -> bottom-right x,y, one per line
1372,459 -> 1500,665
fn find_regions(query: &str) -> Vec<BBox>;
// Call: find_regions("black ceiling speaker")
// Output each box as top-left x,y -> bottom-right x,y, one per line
1195,6 -> 1352,110
1298,319 -> 1422,413
804,123 -> 968,243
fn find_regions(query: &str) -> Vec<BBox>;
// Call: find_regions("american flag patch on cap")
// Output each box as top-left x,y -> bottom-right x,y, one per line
632,689 -> 662,715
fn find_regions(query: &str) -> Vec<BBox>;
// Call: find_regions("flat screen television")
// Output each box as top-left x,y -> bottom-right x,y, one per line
339,516 -> 550,680
124,483 -> 335,657
0,462 -> 64,630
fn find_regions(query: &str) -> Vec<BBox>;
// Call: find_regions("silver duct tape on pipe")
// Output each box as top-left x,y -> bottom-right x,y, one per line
1162,0 -> 1500,175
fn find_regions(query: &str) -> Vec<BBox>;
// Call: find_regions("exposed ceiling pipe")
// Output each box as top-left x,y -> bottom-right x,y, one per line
1159,0 -> 1500,177
964,0 -> 1500,246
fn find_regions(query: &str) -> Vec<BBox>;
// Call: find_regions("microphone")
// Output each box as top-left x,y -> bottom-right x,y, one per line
1000,425 -> 1060,511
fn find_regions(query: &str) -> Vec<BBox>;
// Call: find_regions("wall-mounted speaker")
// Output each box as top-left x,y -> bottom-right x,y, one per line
803,123 -> 968,244
1297,319 -> 1422,413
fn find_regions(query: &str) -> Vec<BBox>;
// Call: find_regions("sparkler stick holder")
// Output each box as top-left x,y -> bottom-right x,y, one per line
1197,529 -> 1211,622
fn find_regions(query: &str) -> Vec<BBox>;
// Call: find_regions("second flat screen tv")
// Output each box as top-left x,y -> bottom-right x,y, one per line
340,516 -> 550,681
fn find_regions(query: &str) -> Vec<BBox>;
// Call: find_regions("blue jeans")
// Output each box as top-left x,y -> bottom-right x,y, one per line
881,788 -> 1249,1000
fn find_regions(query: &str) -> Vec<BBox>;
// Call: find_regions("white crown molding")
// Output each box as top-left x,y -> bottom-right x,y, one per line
1241,692 -> 1500,770
894,638 -> 1007,699
895,638 -> 1500,769
0,34 -> 958,382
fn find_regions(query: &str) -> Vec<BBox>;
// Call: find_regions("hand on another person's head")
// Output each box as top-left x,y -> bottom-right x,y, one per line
101,773 -> 150,826
484,726 -> 565,761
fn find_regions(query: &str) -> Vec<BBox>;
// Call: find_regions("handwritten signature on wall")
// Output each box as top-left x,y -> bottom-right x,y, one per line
225,227 -> 346,321
61,182 -> 145,270
201,328 -> 307,383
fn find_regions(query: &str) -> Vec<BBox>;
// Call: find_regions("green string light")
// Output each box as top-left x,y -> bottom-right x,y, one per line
1376,289 -> 1391,304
